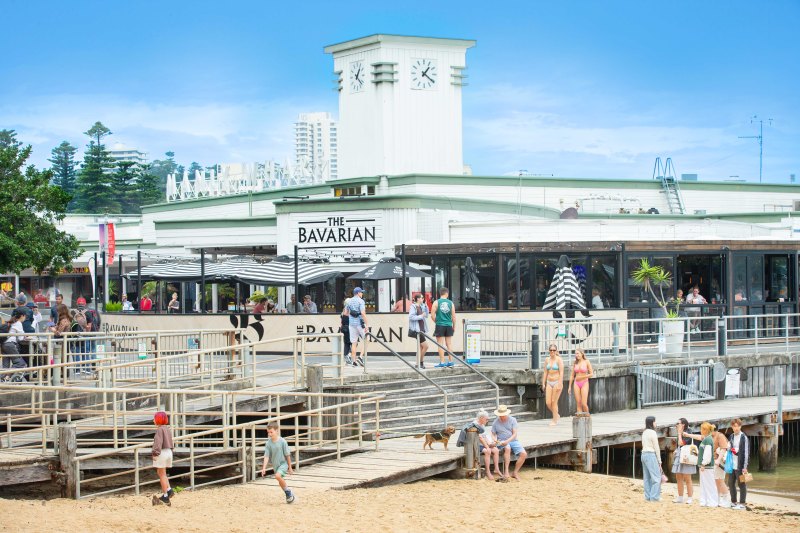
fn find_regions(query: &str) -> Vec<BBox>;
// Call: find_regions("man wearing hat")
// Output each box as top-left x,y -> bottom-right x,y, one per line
345,287 -> 367,367
492,405 -> 528,480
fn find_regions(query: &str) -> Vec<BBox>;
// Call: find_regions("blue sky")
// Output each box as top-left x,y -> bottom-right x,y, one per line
1,1 -> 798,182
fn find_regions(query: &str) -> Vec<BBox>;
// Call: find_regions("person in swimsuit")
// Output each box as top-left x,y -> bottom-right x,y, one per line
541,344 -> 564,426
568,348 -> 593,415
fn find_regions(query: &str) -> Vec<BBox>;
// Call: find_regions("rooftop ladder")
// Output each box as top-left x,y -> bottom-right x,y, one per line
653,157 -> 686,215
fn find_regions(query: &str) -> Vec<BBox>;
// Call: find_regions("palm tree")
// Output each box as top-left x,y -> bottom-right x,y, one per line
631,258 -> 681,318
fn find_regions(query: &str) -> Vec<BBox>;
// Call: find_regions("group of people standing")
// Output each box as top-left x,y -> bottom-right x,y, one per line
641,416 -> 750,509
541,345 -> 594,423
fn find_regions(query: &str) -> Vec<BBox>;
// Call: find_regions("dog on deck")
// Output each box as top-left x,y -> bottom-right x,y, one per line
414,426 -> 456,450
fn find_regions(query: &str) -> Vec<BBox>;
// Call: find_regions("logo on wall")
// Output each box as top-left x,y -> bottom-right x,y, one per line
296,216 -> 377,248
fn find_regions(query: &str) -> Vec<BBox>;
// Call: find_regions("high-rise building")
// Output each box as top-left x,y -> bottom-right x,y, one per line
294,112 -> 338,181
108,143 -> 148,165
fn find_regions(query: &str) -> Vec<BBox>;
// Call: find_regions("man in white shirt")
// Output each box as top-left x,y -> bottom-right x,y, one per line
685,286 -> 707,333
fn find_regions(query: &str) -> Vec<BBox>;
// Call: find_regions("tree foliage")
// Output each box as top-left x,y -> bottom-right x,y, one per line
0,130 -> 82,274
136,164 -> 163,207
112,161 -> 139,213
75,121 -> 118,213
48,141 -> 78,209
149,151 -> 179,191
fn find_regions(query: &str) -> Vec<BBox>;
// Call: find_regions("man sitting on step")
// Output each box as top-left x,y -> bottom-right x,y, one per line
492,405 -> 527,480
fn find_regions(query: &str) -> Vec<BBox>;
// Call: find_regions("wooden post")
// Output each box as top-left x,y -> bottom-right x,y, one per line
464,427 -> 481,479
58,423 -> 77,499
306,365 -> 324,445
572,413 -> 592,473
758,414 -> 779,472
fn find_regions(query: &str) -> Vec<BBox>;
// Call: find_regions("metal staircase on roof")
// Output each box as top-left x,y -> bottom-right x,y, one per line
653,157 -> 686,215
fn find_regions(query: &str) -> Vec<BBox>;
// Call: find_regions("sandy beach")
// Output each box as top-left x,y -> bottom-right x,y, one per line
2,469 -> 799,533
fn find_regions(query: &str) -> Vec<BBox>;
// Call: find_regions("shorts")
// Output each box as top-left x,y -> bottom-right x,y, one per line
349,324 -> 365,344
497,440 -> 524,456
714,464 -> 726,480
153,448 -> 173,468
434,325 -> 454,338
274,462 -> 289,477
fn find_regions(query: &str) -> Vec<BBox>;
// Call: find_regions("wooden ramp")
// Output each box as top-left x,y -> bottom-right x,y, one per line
256,395 -> 800,491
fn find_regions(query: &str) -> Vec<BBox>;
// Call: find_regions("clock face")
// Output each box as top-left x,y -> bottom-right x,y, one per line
349,61 -> 365,93
410,58 -> 438,90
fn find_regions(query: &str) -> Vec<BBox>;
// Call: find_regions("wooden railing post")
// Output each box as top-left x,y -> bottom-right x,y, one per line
58,423 -> 77,499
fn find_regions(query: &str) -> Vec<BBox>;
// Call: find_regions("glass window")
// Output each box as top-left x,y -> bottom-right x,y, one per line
766,255 -> 789,302
432,258 -> 447,302
475,257 -> 497,310
591,255 -> 617,308
534,256 -> 559,309
749,256 -> 764,302
506,256 -> 530,310
733,256 -> 747,302
710,255 -> 724,304
571,256 -> 589,307
627,255 -> 646,304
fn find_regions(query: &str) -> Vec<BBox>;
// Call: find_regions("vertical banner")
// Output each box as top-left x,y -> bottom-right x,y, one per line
465,324 -> 481,364
98,223 -> 107,253
107,223 -> 116,265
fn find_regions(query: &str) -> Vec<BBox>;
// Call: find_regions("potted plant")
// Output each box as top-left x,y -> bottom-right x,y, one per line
631,258 -> 685,356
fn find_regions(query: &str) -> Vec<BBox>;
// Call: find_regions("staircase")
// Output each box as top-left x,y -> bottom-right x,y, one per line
346,368 -> 534,437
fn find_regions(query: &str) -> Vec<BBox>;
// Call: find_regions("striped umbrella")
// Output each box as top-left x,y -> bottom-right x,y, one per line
125,260 -> 231,281
542,255 -> 586,310
233,260 -> 341,286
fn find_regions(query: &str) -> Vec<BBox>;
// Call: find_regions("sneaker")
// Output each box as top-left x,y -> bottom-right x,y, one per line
734,503 -> 745,510
153,494 -> 171,506
672,497 -> 684,504
355,357 -> 365,367
344,355 -> 353,365
419,362 -> 426,369
434,363 -> 447,368
285,489 -> 295,504
445,362 -> 455,367
167,488 -> 175,498
685,498 -> 693,505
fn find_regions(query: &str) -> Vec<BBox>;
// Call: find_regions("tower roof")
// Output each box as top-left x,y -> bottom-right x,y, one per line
324,34 -> 476,54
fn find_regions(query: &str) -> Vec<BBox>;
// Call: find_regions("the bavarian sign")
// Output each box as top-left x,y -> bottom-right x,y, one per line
291,211 -> 383,251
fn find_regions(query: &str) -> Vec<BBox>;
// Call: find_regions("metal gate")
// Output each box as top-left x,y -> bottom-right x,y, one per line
635,362 -> 715,408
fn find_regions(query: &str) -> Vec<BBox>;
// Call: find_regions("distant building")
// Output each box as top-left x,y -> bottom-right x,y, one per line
108,143 -> 148,165
294,112 -> 338,181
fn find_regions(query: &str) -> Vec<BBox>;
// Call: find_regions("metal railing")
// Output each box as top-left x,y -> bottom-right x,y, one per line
417,330 -> 500,410
463,312 -> 800,367
365,331 -> 449,427
69,391 -> 383,499
635,362 -> 715,408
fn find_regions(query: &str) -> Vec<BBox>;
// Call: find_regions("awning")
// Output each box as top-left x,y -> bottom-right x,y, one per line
347,257 -> 431,281
233,261 -> 341,286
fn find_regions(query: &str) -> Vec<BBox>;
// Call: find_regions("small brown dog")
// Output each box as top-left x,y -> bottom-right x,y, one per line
414,426 -> 456,450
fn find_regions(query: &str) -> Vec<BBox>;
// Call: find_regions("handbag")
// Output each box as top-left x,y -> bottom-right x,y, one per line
679,444 -> 699,466
739,472 -> 753,483
724,449 -> 735,474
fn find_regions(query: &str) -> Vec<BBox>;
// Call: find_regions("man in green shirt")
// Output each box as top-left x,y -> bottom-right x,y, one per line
430,287 -> 456,368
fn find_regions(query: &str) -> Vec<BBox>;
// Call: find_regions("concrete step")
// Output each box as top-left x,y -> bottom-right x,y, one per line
352,381 -> 496,401
362,393 -> 517,422
346,372 -> 488,393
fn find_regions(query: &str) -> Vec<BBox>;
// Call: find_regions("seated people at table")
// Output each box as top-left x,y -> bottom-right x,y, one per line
253,298 -> 267,314
591,288 -> 604,309
286,294 -> 303,314
302,295 -> 318,314
391,295 -> 412,313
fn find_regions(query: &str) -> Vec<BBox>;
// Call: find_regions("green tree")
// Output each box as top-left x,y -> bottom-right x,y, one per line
0,130 -> 82,274
112,160 -> 140,213
187,161 -> 203,177
75,121 -> 118,213
136,164 -> 162,207
48,141 -> 78,208
149,151 -> 178,191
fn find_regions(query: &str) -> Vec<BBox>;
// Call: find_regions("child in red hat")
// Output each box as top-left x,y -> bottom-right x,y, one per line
151,411 -> 174,506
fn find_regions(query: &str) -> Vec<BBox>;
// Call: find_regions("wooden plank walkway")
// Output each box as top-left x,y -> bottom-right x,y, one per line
255,395 -> 800,491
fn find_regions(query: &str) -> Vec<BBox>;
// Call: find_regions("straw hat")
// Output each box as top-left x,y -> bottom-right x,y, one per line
494,405 -> 512,417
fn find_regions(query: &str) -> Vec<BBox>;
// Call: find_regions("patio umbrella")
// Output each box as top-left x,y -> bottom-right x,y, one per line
347,257 -> 431,280
462,257 -> 480,309
233,259 -> 340,286
125,260 -> 230,282
542,255 -> 586,311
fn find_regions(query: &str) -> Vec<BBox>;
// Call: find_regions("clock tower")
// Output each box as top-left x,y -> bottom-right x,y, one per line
324,34 -> 475,179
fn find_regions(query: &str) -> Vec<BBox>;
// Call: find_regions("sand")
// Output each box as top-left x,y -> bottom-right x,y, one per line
2,470 -> 799,533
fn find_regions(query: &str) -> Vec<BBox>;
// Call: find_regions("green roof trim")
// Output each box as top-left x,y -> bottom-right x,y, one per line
274,194 -> 561,219
581,211 -> 800,223
155,217 -> 277,230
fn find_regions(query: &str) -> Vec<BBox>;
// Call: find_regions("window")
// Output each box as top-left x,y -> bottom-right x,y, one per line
506,256 -> 530,309
534,256 -> 559,309
591,255 -> 617,308
765,255 -> 790,301
367,185 -> 375,195
749,256 -> 764,302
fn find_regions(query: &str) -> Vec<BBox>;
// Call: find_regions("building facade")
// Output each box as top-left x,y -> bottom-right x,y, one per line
294,112 -> 338,181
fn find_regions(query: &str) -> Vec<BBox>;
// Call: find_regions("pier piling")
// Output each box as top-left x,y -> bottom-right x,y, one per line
573,414 -> 592,473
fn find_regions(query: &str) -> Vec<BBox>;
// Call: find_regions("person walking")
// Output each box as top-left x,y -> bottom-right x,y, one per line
151,411 -> 174,506
339,298 -> 353,365
568,348 -> 593,414
672,417 -> 697,504
430,287 -> 456,368
345,287 -> 367,367
542,344 -> 564,425
727,419 -> 750,510
407,294 -> 430,369
697,422 -> 719,507
641,416 -> 663,502
260,422 -> 295,504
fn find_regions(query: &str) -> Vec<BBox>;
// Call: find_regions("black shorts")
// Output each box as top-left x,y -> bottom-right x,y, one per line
434,325 -> 454,338
408,330 -> 418,339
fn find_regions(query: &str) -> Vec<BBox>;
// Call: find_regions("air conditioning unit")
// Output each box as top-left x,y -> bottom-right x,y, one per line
694,209 -> 707,215
793,200 -> 800,211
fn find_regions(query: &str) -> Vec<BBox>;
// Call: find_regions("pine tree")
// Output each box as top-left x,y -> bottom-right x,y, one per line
74,122 -> 119,213
112,160 -> 140,213
136,164 -> 163,208
149,151 -> 178,192
48,141 -> 78,209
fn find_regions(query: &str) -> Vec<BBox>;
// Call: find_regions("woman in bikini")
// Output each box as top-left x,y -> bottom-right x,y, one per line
541,344 -> 564,425
568,348 -> 593,414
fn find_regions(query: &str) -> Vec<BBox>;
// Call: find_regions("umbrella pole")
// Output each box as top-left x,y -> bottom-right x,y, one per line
137,250 -> 142,314
200,248 -> 206,313
401,243 -> 407,312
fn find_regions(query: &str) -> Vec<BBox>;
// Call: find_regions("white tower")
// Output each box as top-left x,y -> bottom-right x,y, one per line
324,34 -> 475,179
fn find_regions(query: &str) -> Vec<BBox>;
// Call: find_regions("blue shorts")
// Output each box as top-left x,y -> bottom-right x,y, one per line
497,440 -> 524,455
274,463 -> 289,477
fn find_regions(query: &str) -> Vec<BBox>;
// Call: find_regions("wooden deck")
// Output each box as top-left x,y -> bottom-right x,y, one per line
255,395 -> 800,491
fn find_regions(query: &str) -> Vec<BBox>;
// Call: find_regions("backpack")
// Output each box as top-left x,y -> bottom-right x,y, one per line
74,309 -> 90,331
85,309 -> 101,332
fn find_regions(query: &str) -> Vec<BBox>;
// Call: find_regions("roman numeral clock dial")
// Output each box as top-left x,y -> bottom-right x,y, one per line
349,60 -> 365,93
410,58 -> 438,90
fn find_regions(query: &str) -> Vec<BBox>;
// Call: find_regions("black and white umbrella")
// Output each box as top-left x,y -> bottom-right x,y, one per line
125,260 -> 231,282
542,255 -> 586,311
347,257 -> 431,281
233,259 -> 340,286
463,257 -> 480,307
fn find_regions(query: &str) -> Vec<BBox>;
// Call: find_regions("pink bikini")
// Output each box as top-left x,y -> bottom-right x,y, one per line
574,362 -> 589,389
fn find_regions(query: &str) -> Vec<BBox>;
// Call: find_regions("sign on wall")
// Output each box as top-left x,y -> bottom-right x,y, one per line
289,211 -> 384,254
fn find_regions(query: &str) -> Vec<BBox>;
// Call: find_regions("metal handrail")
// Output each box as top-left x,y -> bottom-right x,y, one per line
417,330 -> 501,409
365,331 -> 449,427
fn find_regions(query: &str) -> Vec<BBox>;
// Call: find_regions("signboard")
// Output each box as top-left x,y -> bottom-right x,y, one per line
288,211 -> 384,254
95,343 -> 106,360
657,334 -> 666,355
465,324 -> 481,364
137,342 -> 147,360
725,368 -> 741,398
187,338 -> 199,351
